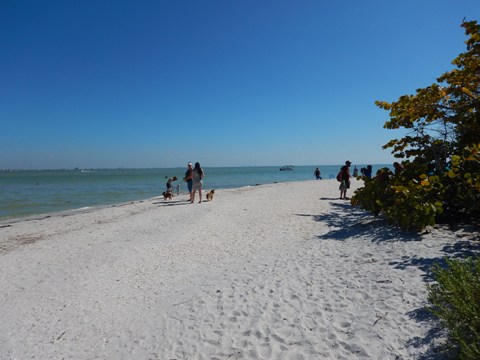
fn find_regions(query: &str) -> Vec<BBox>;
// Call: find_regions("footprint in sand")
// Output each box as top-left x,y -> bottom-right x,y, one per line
340,321 -> 351,329
271,333 -> 285,344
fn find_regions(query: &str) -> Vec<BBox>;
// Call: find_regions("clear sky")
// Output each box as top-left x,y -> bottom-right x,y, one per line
1,1 -> 479,169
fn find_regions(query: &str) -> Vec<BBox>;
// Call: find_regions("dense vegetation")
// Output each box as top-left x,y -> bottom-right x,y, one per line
351,20 -> 480,358
352,20 -> 480,231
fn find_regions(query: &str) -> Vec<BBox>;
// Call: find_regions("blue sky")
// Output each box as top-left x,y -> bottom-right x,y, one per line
1,1 -> 478,169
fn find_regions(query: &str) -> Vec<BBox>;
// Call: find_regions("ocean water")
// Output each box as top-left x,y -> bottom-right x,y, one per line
0,164 -> 391,221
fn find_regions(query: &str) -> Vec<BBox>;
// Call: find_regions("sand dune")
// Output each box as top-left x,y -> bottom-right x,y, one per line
1,179 -> 478,359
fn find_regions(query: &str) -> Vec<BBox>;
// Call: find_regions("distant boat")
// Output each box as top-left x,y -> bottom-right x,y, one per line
279,165 -> 294,171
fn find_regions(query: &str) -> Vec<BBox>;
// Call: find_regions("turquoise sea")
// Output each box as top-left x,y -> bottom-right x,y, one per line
0,165 -> 391,221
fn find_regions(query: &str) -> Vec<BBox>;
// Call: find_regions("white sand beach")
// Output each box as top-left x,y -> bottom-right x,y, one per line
1,179 -> 478,359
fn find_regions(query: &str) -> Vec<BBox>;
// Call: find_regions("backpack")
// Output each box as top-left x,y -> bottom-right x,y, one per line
336,170 -> 343,182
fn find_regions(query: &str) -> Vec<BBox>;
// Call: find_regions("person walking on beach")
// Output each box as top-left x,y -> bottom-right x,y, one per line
314,167 -> 322,180
184,162 -> 193,199
191,162 -> 204,203
339,161 -> 351,199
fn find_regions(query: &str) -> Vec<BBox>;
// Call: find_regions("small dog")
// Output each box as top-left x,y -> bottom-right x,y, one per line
206,189 -> 215,201
162,191 -> 173,200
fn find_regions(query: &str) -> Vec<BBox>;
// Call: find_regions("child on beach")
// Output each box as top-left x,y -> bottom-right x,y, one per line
166,177 -> 177,196
166,178 -> 174,194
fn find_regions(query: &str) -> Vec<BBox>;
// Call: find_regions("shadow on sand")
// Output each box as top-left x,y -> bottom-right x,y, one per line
297,201 -> 422,243
296,202 -> 480,359
153,199 -> 191,207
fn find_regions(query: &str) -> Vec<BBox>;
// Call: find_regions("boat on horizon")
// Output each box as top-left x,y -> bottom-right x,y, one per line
279,165 -> 294,171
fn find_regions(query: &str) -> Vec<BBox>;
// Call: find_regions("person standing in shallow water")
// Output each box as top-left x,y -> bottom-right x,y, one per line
314,167 -> 321,180
339,161 -> 351,199
191,162 -> 204,203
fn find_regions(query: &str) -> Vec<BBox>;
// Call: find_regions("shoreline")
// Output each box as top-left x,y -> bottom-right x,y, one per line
0,165 -> 394,222
2,179 -> 477,358
0,182 -> 270,226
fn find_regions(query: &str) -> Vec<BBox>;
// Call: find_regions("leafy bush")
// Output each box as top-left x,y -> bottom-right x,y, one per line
352,165 -> 445,231
428,257 -> 480,359
352,145 -> 479,230
441,145 -> 480,224
352,20 -> 480,231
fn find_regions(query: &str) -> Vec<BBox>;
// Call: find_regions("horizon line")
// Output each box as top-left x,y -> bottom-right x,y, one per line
0,163 -> 394,172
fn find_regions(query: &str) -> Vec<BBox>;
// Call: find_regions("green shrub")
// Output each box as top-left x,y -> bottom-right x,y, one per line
351,145 -> 479,231
441,145 -> 480,224
428,257 -> 480,359
356,20 -> 480,231
351,166 -> 445,231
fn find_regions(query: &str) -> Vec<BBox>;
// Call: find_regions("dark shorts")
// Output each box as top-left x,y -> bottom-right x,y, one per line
187,180 -> 193,193
339,180 -> 350,190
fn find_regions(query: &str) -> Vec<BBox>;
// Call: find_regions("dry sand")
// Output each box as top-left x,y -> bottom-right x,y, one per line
1,179 -> 478,359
